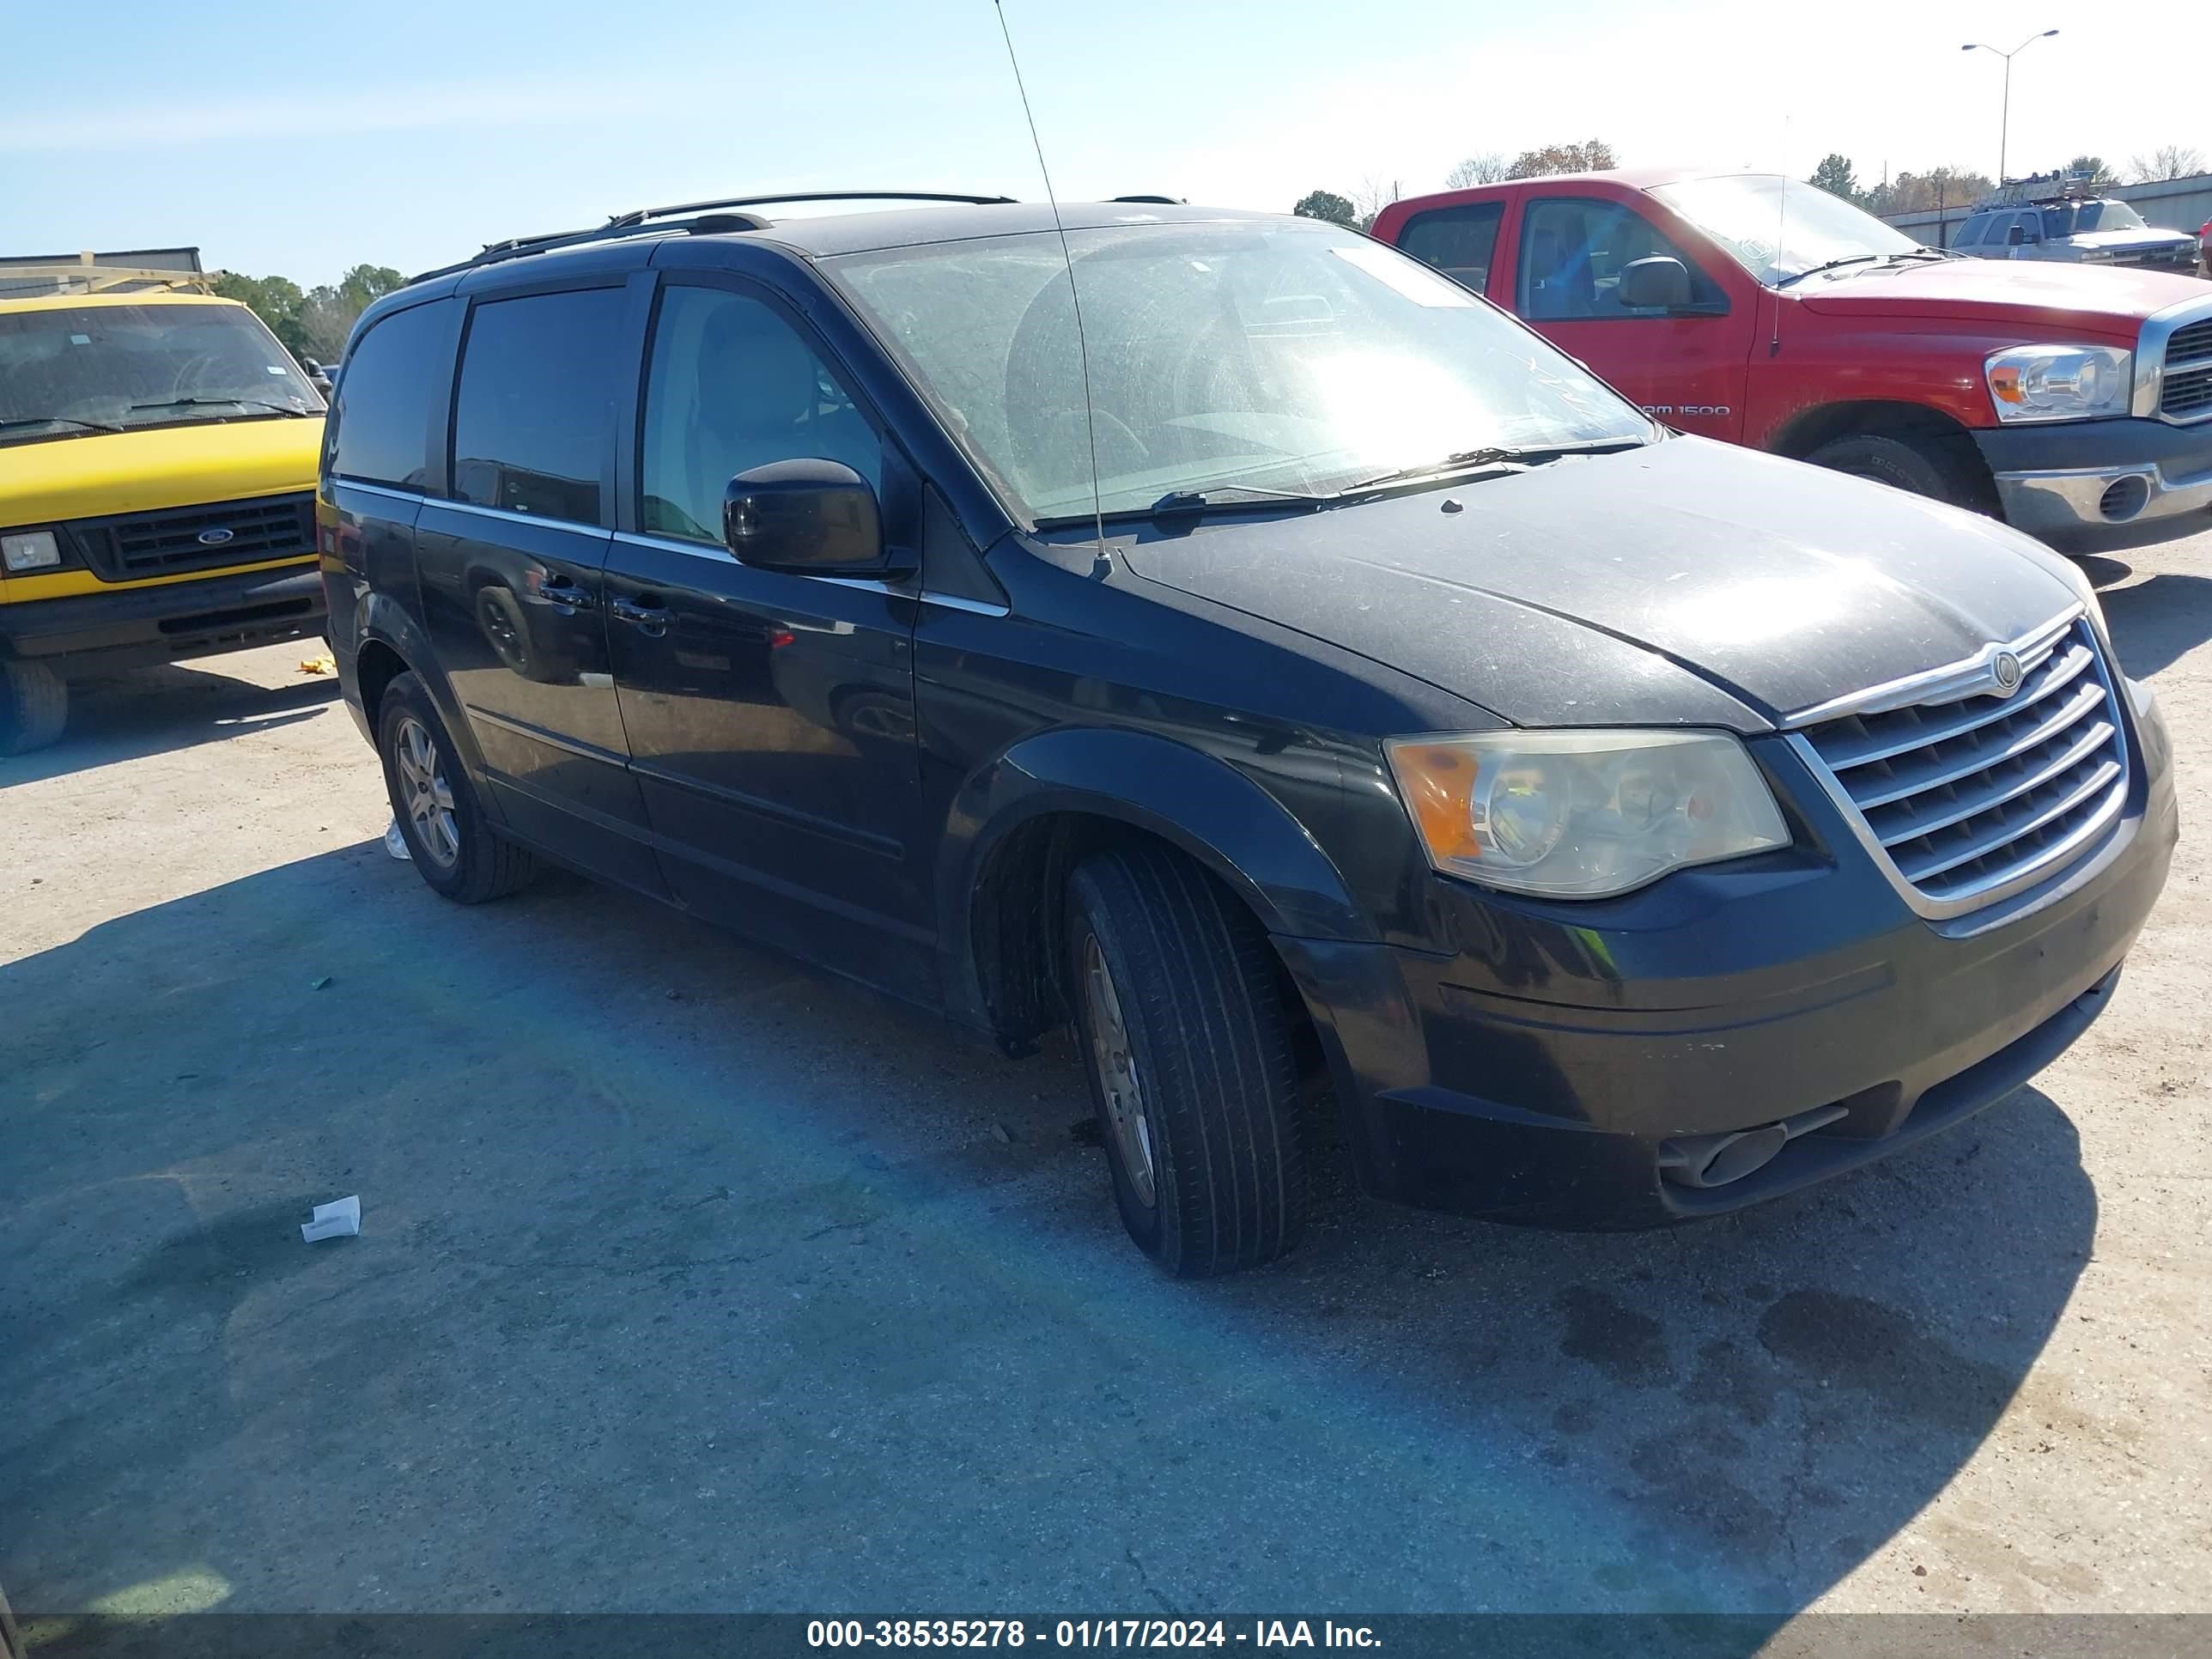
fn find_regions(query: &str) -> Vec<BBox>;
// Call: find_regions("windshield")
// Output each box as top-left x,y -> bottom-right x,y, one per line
1650,174 -> 1923,286
2045,201 -> 2148,236
825,221 -> 1651,523
0,301 -> 323,447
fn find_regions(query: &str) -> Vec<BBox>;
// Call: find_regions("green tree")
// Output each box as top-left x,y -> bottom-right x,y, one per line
1506,140 -> 1617,179
298,264 -> 409,363
1293,191 -> 1357,228
1808,154 -> 1860,203
211,271 -> 312,361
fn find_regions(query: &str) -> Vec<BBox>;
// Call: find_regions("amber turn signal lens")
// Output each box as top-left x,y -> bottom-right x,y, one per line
1389,742 -> 1483,862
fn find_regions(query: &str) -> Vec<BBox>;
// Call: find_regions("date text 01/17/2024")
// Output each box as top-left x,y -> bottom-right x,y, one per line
805,1620 -> 1383,1649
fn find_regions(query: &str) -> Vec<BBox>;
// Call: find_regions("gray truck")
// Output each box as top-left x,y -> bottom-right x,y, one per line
1955,173 -> 2198,273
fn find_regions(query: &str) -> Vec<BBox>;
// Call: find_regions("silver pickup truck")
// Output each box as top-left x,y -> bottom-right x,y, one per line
1955,175 -> 2199,274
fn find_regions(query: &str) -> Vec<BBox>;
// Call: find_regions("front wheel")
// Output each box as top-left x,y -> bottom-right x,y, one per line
375,672 -> 539,904
0,660 -> 67,757
1065,845 -> 1307,1277
1805,431 -> 1981,510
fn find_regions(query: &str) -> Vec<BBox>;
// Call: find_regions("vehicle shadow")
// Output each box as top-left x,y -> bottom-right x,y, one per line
0,659 -> 337,789
2093,564 -> 2212,681
0,845 -> 2093,1632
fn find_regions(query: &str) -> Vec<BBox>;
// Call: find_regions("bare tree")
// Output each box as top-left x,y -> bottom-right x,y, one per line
1445,153 -> 1509,190
1352,176 -> 1402,232
2129,144 -> 2207,183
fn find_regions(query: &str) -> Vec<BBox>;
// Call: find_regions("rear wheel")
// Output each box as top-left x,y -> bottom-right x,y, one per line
375,672 -> 538,903
1065,844 -> 1306,1277
1806,431 -> 1981,510
0,660 -> 67,757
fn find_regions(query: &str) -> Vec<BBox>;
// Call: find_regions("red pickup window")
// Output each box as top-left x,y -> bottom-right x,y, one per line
1391,203 -> 1505,295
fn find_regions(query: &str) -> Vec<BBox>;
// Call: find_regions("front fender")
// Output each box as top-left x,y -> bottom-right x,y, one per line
938,726 -> 1372,1030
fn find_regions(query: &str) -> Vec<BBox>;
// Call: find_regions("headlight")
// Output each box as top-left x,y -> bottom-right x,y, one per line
1385,729 -> 1791,899
1,529 -> 61,572
1985,343 -> 2132,423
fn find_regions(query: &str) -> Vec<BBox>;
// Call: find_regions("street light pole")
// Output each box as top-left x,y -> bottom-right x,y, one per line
1962,30 -> 2059,184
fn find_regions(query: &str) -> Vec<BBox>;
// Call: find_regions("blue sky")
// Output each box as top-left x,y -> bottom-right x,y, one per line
3,0 -> 2202,287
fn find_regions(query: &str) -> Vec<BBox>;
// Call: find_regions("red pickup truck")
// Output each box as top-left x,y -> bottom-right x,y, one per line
1373,169 -> 2212,553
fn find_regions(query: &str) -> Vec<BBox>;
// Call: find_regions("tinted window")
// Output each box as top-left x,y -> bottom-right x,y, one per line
1518,198 -> 1726,320
1954,216 -> 1988,247
451,288 -> 627,525
327,300 -> 449,487
639,284 -> 882,543
1395,204 -> 1506,293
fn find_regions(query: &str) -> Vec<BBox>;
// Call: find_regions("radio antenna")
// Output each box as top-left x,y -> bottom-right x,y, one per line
1771,117 -> 1788,356
992,0 -> 1108,565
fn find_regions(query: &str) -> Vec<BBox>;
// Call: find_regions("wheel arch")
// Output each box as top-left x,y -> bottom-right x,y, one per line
1766,398 -> 2001,513
939,727 -> 1371,1048
355,593 -> 489,783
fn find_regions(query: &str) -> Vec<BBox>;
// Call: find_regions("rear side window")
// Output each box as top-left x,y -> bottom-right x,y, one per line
1954,216 -> 1987,247
451,287 -> 628,525
328,300 -> 450,488
1395,204 -> 1505,293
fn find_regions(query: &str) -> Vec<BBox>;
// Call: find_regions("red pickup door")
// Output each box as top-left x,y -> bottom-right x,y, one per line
1373,169 -> 2212,554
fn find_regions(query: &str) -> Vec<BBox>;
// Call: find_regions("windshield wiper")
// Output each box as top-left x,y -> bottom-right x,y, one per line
1340,438 -> 1646,496
0,414 -> 125,434
1776,254 -> 1882,287
127,397 -> 311,417
1034,483 -> 1334,529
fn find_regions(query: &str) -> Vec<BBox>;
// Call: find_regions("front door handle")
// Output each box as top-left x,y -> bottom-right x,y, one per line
538,577 -> 592,613
610,594 -> 672,635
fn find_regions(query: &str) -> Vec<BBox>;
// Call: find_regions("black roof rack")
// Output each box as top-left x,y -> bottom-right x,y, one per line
405,190 -> 1021,288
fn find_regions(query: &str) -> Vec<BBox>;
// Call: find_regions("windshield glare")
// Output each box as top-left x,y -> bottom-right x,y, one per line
2045,201 -> 2148,236
827,222 -> 1650,522
0,301 -> 322,444
1651,175 -> 1922,286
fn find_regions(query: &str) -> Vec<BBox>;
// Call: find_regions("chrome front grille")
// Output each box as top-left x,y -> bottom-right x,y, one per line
2159,314 -> 2212,422
1796,615 -> 2130,916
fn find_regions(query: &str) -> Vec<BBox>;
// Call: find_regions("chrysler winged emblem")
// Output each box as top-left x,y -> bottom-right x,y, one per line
1990,649 -> 2023,696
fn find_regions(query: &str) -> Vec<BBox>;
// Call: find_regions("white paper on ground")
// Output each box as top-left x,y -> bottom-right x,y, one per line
383,820 -> 412,861
301,1195 -> 362,1242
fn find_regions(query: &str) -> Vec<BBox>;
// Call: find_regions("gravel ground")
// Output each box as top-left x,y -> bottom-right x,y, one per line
2,528 -> 2207,1621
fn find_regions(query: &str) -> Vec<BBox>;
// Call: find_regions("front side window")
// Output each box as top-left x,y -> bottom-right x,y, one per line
328,299 -> 450,488
1395,204 -> 1506,293
450,288 -> 627,526
2013,213 -> 2045,245
1516,198 -> 1726,320
827,221 -> 1650,525
640,285 -> 882,543
1650,174 -> 1921,285
0,301 -> 322,448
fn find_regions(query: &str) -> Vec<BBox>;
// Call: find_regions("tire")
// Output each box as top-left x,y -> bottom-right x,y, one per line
1065,844 -> 1306,1277
1805,431 -> 1978,509
374,671 -> 539,903
0,660 -> 67,757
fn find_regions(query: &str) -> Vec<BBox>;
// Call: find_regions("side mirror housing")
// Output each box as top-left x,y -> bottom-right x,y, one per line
723,459 -> 903,576
2005,223 -> 2027,247
1618,255 -> 1692,311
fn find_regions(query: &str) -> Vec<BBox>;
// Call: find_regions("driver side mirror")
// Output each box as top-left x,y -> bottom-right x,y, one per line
722,459 -> 910,578
1618,255 -> 1692,310
2005,223 -> 2027,247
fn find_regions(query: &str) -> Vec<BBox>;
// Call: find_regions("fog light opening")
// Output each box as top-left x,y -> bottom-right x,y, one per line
2098,474 -> 2151,522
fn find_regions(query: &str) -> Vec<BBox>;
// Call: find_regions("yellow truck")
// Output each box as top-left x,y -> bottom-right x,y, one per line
0,258 -> 326,754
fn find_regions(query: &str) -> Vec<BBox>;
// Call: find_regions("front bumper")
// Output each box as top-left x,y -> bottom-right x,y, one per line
1279,702 -> 2179,1228
1975,416 -> 2212,553
0,564 -> 325,672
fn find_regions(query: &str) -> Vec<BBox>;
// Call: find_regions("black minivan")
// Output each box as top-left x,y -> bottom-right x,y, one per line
321,194 -> 2177,1276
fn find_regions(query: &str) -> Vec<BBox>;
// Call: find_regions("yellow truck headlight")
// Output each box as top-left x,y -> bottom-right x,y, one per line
2,529 -> 62,572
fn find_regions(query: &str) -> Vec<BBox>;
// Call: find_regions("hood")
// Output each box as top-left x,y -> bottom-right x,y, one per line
0,416 -> 323,527
2069,227 -> 2196,253
1118,436 -> 2083,732
1795,255 -> 2202,335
